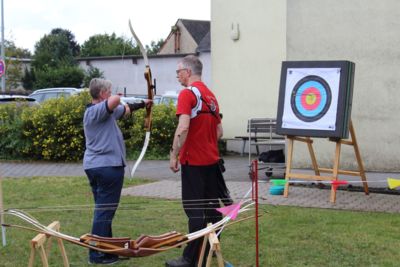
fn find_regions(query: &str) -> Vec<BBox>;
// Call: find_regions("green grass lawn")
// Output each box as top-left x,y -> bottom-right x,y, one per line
0,176 -> 399,267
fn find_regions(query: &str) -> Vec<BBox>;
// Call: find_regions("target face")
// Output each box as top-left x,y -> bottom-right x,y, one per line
290,75 -> 332,122
276,61 -> 355,138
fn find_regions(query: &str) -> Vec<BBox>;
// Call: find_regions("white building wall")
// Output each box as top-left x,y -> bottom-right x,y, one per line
78,53 -> 212,96
211,0 -> 287,147
212,0 -> 400,171
286,0 -> 400,171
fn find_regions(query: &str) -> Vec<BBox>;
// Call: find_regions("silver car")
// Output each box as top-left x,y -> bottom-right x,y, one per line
29,88 -> 83,103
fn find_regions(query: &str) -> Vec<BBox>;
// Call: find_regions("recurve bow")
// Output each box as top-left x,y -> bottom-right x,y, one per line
128,19 -> 155,178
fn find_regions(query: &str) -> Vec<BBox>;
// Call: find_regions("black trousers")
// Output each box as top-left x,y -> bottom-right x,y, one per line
181,163 -> 229,265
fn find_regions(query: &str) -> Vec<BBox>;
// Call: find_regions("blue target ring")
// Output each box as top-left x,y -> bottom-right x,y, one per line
291,75 -> 332,122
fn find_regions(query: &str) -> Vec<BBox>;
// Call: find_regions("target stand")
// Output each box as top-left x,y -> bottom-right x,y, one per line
197,223 -> 225,267
283,120 -> 369,203
28,221 -> 69,267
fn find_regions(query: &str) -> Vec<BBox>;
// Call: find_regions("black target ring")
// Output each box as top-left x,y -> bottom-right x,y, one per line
290,75 -> 332,122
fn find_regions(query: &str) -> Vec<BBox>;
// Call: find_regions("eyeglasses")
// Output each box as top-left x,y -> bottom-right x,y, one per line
176,68 -> 188,75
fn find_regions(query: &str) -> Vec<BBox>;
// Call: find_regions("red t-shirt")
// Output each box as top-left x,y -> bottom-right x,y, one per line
176,81 -> 221,165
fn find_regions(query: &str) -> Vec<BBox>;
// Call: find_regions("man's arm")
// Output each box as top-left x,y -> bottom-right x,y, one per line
217,123 -> 223,140
169,114 -> 190,172
106,95 -> 121,111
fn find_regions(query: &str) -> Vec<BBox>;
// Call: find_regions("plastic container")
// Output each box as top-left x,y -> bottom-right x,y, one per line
269,185 -> 284,195
270,179 -> 286,186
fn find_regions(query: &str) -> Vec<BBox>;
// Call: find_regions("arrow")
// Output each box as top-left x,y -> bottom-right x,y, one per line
216,203 -> 241,220
330,180 -> 348,191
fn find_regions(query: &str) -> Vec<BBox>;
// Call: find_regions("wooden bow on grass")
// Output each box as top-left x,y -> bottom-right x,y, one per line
2,202 -> 255,258
128,19 -> 156,178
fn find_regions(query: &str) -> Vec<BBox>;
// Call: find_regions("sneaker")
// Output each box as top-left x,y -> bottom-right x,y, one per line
88,257 -> 119,265
165,256 -> 192,267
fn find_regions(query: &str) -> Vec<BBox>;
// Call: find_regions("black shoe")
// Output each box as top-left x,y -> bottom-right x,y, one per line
165,256 -> 192,267
88,257 -> 119,265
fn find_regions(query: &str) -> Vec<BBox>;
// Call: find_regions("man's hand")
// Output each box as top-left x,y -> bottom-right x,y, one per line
143,99 -> 153,108
169,151 -> 180,173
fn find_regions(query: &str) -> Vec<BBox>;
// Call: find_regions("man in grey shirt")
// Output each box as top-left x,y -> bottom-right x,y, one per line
83,78 -> 151,265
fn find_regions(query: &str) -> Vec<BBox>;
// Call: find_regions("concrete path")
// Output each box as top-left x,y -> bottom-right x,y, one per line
1,156 -> 399,213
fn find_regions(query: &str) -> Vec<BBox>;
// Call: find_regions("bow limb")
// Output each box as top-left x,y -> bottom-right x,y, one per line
129,20 -> 155,178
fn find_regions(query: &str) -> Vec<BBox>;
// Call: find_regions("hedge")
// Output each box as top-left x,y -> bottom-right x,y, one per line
0,92 -> 177,161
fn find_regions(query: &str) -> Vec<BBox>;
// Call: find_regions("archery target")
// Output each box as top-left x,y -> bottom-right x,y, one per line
290,75 -> 332,122
281,68 -> 340,132
276,61 -> 355,138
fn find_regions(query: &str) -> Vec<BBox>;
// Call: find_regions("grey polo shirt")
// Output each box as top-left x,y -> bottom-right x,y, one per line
83,100 -> 127,170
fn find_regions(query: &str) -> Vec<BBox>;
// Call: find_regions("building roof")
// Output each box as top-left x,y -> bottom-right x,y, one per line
196,31 -> 211,53
180,19 -> 210,45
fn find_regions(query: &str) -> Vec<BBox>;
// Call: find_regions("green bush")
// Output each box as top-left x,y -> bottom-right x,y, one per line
21,92 -> 91,160
0,93 -> 178,161
122,103 -> 178,158
0,102 -> 35,159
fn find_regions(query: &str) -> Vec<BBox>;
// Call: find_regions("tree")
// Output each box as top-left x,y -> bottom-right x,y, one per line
5,40 -> 31,58
31,29 -> 84,89
32,33 -> 75,70
50,28 -> 80,57
33,65 -> 84,89
146,39 -> 164,55
83,66 -> 104,87
3,40 -> 32,91
80,33 -> 140,57
22,67 -> 35,90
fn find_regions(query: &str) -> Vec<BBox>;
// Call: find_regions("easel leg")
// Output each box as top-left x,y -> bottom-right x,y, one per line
306,137 -> 320,176
330,141 -> 341,203
197,227 -> 225,267
349,121 -> 369,194
57,238 -> 69,267
284,137 -> 294,198
198,232 -> 208,267
38,246 -> 49,267
28,246 -> 36,267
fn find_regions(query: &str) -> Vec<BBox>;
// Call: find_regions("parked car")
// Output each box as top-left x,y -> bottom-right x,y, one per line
29,88 -> 83,103
0,95 -> 39,106
120,96 -> 143,105
159,92 -> 178,106
153,95 -> 161,104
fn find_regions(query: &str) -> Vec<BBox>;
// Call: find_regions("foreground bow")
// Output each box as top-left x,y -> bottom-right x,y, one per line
128,19 -> 155,178
2,201 -> 254,258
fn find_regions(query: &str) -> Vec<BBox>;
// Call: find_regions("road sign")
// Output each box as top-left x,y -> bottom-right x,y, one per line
0,60 -> 5,77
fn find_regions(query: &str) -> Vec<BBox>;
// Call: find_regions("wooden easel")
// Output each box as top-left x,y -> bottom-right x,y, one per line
284,120 -> 369,203
197,224 -> 225,267
28,221 -> 69,267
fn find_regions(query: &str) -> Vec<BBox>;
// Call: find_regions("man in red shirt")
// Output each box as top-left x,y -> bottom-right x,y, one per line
167,55 -> 230,267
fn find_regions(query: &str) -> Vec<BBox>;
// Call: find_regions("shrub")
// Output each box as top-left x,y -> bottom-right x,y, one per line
122,103 -> 178,158
22,92 -> 91,160
0,92 -> 178,161
0,102 -> 36,159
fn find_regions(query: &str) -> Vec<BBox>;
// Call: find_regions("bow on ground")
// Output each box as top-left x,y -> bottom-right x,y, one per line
129,19 -> 155,178
2,201 -> 254,258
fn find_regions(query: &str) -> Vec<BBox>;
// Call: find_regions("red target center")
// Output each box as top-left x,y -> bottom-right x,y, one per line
301,87 -> 321,110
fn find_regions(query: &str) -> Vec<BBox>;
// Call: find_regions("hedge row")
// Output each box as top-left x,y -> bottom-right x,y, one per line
0,92 -> 177,161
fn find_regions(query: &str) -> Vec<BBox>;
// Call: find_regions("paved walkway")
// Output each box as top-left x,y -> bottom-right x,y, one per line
1,156 -> 399,213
